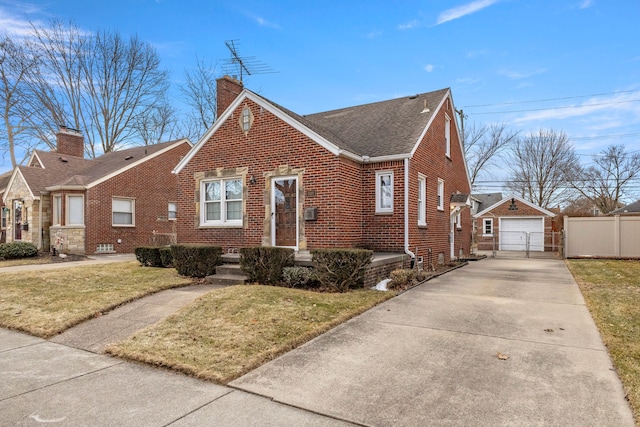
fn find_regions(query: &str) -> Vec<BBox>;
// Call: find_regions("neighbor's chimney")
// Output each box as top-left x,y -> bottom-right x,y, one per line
216,75 -> 243,119
56,125 -> 84,158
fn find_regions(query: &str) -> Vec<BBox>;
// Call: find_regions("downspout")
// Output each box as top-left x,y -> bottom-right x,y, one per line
404,158 -> 416,265
38,197 -> 43,250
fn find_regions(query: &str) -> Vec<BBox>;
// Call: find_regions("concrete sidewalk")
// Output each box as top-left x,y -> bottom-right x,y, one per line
0,253 -> 138,273
232,258 -> 635,426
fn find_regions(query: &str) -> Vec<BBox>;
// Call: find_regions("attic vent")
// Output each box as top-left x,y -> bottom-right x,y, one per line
408,94 -> 418,99
125,155 -> 134,160
59,156 -> 68,163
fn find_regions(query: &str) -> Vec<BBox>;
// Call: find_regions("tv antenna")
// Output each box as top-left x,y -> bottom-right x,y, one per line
223,40 -> 277,83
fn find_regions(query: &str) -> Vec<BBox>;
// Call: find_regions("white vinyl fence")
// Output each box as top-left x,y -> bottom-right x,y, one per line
564,216 -> 640,258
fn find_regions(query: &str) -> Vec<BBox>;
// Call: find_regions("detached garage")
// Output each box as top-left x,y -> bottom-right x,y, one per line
473,195 -> 556,253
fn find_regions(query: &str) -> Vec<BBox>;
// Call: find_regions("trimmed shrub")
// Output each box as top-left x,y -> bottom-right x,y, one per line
0,242 -> 38,259
239,247 -> 295,285
171,244 -> 223,278
134,246 -> 163,267
388,268 -> 415,290
282,266 -> 318,288
311,248 -> 373,292
159,247 -> 173,268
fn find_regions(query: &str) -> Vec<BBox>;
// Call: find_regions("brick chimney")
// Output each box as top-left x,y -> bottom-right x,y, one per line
216,75 -> 243,119
56,126 -> 84,158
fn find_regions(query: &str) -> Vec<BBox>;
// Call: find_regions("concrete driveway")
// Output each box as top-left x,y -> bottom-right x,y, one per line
231,257 -> 635,426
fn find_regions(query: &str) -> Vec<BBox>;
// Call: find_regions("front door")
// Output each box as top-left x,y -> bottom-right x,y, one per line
14,200 -> 22,240
272,177 -> 298,247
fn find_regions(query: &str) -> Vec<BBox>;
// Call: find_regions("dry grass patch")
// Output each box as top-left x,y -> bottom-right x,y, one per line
0,261 -> 191,338
566,259 -> 640,424
107,285 -> 395,384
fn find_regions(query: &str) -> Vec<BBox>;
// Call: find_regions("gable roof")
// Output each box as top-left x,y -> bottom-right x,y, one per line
4,139 -> 190,200
473,195 -> 556,218
472,193 -> 503,211
0,170 -> 12,193
174,86 -> 463,174
609,199 -> 640,215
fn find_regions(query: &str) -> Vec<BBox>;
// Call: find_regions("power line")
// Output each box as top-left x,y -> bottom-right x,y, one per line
462,89 -> 640,109
468,98 -> 640,115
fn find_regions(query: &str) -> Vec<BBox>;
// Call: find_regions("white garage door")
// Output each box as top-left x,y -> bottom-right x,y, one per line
499,218 -> 544,251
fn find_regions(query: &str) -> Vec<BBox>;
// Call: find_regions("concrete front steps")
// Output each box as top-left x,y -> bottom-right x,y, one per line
205,254 -> 247,286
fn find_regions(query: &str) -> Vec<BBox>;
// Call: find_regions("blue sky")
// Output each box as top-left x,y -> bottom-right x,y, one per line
1,0 -> 640,182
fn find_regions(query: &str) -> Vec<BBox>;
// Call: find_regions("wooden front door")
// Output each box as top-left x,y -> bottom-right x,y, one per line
273,178 -> 297,247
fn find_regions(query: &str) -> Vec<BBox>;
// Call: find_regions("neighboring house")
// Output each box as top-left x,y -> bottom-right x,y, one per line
2,126 -> 191,254
173,76 -> 472,265
0,171 -> 11,243
473,195 -> 556,252
608,200 -> 640,216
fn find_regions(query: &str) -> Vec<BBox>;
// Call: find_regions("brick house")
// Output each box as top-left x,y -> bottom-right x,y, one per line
2,126 -> 191,254
473,195 -> 556,252
173,76 -> 472,266
0,170 -> 11,243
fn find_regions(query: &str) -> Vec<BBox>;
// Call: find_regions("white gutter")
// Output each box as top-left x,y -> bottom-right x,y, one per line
404,158 -> 416,263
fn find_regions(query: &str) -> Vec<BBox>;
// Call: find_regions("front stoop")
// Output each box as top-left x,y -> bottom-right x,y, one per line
205,262 -> 248,286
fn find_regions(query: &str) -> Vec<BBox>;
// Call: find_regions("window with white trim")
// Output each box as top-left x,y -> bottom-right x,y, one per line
418,174 -> 426,225
456,211 -> 462,229
52,195 -> 62,226
437,179 -> 445,211
445,114 -> 451,158
201,178 -> 243,226
168,202 -> 177,220
112,198 -> 135,226
483,218 -> 493,235
66,195 -> 84,225
375,171 -> 394,213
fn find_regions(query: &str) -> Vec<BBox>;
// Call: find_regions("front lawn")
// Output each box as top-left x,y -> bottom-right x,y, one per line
566,259 -> 640,424
106,285 -> 395,384
0,261 -> 191,338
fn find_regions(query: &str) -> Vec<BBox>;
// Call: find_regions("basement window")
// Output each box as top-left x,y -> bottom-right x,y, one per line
96,243 -> 114,253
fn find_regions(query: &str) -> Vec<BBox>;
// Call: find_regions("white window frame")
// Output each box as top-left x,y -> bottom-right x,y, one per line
375,170 -> 394,214
200,177 -> 243,227
456,211 -> 462,229
417,174 -> 426,226
483,218 -> 493,236
445,114 -> 451,158
437,179 -> 445,211
52,195 -> 62,226
66,195 -> 84,226
168,202 -> 177,220
112,197 -> 135,227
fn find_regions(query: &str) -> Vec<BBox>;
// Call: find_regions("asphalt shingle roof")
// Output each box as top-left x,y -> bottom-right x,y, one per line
610,199 -> 640,215
264,88 -> 450,157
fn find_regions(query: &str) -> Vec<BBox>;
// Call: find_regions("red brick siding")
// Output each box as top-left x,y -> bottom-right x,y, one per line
409,98 -> 471,263
82,143 -> 190,254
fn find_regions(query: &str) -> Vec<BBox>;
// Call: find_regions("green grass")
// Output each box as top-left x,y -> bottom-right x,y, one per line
0,261 -> 191,338
566,259 -> 640,425
106,285 -> 395,384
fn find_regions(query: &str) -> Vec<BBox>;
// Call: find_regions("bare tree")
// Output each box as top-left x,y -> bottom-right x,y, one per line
505,129 -> 580,208
23,20 -> 170,157
133,100 -> 180,146
0,35 -> 37,168
573,144 -> 640,214
180,57 -> 218,138
464,122 -> 519,186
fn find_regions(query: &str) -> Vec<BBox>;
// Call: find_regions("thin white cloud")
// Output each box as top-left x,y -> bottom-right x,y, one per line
499,68 -> 548,79
0,8 -> 36,37
424,64 -> 434,72
436,0 -> 497,25
466,49 -> 490,58
366,30 -> 382,39
578,0 -> 594,9
254,16 -> 280,29
398,19 -> 419,30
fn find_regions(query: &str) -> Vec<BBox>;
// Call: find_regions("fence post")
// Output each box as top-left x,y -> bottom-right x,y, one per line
526,232 -> 530,258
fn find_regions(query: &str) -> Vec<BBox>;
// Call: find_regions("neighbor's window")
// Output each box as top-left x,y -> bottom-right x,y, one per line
483,218 -> 493,235
437,179 -> 445,211
168,202 -> 177,220
201,178 -> 243,226
418,174 -> 426,225
445,114 -> 451,158
375,171 -> 394,213
66,195 -> 84,225
52,195 -> 62,225
112,198 -> 135,226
